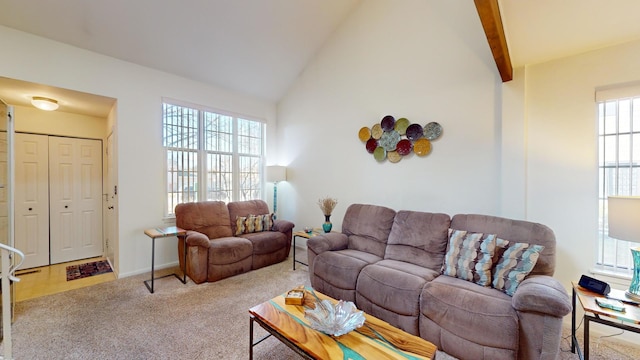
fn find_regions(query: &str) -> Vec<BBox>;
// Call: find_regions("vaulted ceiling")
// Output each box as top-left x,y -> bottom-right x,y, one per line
1,0 -> 640,117
0,0 -> 360,104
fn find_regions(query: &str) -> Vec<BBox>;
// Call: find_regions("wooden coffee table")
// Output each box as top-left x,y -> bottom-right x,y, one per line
249,288 -> 436,359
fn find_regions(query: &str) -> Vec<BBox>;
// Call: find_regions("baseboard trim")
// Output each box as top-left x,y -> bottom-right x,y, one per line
118,260 -> 179,278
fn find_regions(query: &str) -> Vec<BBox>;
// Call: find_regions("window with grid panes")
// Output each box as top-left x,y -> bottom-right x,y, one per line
596,87 -> 640,276
163,100 -> 265,216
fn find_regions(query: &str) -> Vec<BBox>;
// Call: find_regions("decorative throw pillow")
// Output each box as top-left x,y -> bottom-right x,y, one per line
492,239 -> 544,296
235,214 -> 274,235
442,229 -> 497,287
253,213 -> 274,232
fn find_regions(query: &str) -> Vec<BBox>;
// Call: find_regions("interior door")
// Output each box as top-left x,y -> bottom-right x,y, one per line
14,133 -> 49,269
49,137 -> 103,264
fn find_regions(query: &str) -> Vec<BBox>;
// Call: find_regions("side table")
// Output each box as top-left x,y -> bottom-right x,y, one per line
143,226 -> 188,293
571,281 -> 640,359
292,228 -> 326,270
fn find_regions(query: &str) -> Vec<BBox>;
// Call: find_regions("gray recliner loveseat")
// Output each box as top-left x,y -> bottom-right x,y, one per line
307,203 -> 571,360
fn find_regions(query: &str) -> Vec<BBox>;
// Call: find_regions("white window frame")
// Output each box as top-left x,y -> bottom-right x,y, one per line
595,85 -> 640,278
162,98 -> 266,217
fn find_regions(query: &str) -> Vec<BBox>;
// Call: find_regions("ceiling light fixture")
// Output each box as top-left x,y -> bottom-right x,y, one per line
31,96 -> 59,111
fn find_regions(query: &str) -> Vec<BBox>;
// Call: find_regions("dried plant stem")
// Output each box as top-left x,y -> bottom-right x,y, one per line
318,196 -> 338,216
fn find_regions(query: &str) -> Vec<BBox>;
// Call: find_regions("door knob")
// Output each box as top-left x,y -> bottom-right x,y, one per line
28,208 -> 32,211
64,205 -> 69,209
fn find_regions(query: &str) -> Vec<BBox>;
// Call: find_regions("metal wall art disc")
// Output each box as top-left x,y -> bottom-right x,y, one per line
387,151 -> 401,163
423,122 -> 443,140
358,115 -> 442,163
371,124 -> 383,139
380,115 -> 395,132
405,124 -> 423,141
365,138 -> 378,153
413,138 -> 432,156
373,146 -> 386,161
394,118 -> 410,135
379,130 -> 400,151
358,127 -> 371,142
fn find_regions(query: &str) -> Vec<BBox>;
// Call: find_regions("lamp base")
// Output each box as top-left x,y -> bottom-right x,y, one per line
625,290 -> 640,301
626,247 -> 640,300
272,182 -> 278,221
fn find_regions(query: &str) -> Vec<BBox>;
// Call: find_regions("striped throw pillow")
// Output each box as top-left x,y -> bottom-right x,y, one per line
442,229 -> 497,287
492,239 -> 544,296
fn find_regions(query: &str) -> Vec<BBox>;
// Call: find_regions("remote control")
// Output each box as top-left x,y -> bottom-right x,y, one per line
595,297 -> 626,312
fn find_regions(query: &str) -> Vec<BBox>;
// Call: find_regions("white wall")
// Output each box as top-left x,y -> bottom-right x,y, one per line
277,1 -> 502,237
500,67 -> 527,220
13,105 -> 107,139
0,25 -> 277,277
522,39 -> 640,290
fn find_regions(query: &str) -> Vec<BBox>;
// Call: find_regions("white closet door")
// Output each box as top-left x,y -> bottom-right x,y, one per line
49,137 -> 103,264
14,133 -> 50,269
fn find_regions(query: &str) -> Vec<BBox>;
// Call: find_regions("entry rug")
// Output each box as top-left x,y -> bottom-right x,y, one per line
66,260 -> 113,281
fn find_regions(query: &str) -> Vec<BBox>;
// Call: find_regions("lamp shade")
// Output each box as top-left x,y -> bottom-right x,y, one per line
266,166 -> 286,183
608,196 -> 640,243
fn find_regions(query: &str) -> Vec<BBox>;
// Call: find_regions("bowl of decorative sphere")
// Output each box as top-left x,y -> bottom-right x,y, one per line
304,298 -> 366,337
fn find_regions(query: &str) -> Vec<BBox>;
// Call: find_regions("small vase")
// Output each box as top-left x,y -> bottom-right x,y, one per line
322,215 -> 332,233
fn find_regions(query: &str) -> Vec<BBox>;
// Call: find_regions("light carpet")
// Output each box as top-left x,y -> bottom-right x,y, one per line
2,258 -> 639,359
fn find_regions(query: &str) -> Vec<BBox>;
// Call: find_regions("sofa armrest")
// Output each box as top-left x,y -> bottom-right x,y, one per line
307,233 -> 349,254
512,275 -> 572,317
272,219 -> 294,233
184,230 -> 211,248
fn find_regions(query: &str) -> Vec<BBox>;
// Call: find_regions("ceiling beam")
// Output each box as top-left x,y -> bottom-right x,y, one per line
474,0 -> 513,82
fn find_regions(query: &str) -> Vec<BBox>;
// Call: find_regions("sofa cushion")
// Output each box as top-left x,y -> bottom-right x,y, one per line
175,201 -> 233,239
442,230 -> 496,287
342,204 -> 396,258
420,276 -> 519,358
207,237 -> 253,265
359,261 -> 440,316
356,260 -> 440,335
372,259 -> 441,280
451,214 -> 556,276
239,230 -> 290,269
238,230 -> 288,255
492,239 -> 544,296
310,249 -> 382,302
206,237 -> 253,282
385,211 -> 450,271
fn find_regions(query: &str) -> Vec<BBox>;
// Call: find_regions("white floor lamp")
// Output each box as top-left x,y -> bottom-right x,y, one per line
608,195 -> 640,300
266,166 -> 286,219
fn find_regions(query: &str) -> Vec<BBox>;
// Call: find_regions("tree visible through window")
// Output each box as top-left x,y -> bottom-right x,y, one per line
597,93 -> 640,275
163,101 -> 264,216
